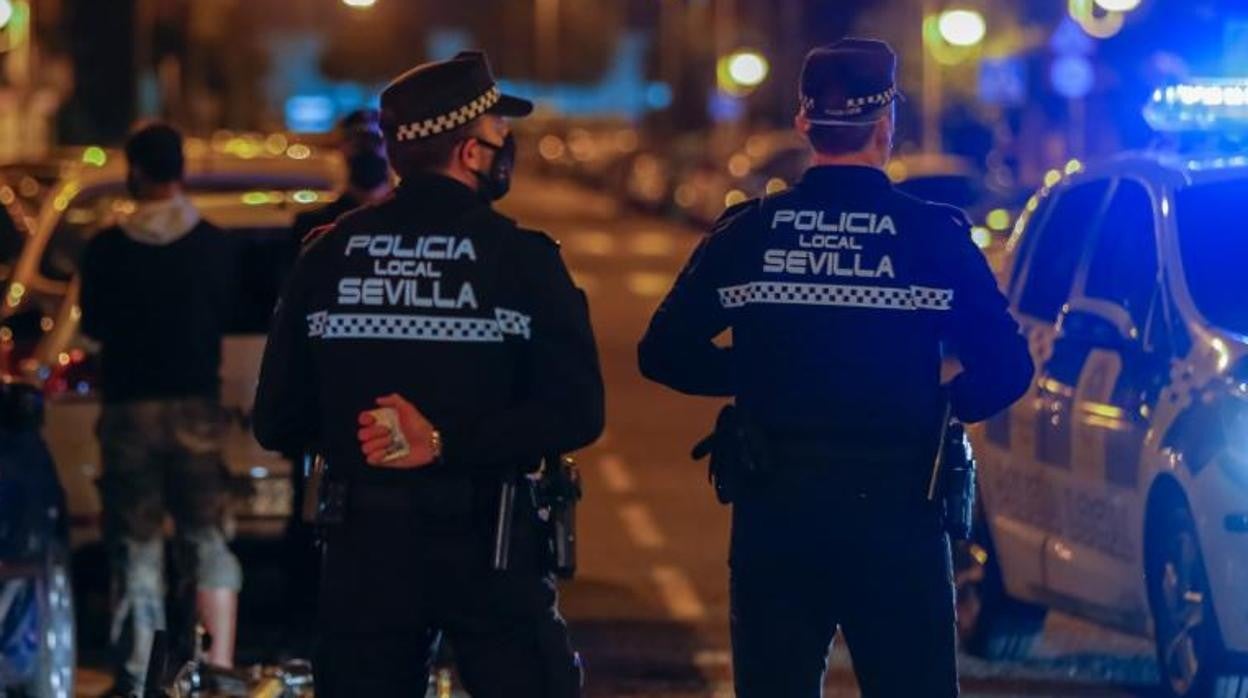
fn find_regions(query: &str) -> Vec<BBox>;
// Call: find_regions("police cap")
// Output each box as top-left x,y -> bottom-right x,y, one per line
380,51 -> 533,144
800,38 -> 902,126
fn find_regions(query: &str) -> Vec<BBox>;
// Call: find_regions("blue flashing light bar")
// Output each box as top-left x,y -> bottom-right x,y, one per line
1145,79 -> 1248,132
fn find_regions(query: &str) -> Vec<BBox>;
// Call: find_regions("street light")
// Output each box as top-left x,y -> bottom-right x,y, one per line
726,51 -> 769,88
342,0 -> 376,8
937,9 -> 987,48
1093,0 -> 1141,11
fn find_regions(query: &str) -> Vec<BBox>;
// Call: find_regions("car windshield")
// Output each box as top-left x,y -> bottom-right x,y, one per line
1177,178 -> 1248,336
39,177 -> 330,283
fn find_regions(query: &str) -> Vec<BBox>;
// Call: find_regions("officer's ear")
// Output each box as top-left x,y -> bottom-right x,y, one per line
794,112 -> 812,137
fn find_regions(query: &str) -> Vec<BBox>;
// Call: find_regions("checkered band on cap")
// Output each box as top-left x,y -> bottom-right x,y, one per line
717,282 -> 952,311
802,85 -> 899,119
394,86 -> 501,142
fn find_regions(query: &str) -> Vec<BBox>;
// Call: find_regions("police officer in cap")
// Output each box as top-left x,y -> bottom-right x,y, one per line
639,39 -> 1033,697
290,109 -> 393,248
254,51 -> 603,697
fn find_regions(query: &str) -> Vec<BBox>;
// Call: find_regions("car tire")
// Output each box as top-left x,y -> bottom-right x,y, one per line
1145,497 -> 1241,698
956,511 -> 1048,661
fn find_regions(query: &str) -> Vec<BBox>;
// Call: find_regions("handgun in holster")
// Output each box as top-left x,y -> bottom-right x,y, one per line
301,452 -> 346,536
534,455 -> 582,579
927,404 -> 977,541
492,455 -> 582,579
691,404 -> 772,505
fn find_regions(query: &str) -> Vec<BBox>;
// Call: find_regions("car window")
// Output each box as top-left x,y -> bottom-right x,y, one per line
1007,192 -> 1057,299
1082,180 -> 1158,329
40,184 -> 128,282
39,182 -> 329,283
1176,178 -> 1248,336
1016,179 -> 1112,322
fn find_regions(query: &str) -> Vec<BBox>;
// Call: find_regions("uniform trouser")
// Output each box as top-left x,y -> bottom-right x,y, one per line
313,482 -> 581,698
729,466 -> 958,698
96,398 -> 243,688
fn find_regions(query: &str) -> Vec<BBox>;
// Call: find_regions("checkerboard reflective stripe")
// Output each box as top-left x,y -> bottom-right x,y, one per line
307,313 -> 510,342
395,86 -> 501,142
717,282 -> 953,311
494,308 -> 532,339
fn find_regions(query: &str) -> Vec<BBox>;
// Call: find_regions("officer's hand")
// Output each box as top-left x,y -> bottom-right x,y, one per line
357,394 -> 439,469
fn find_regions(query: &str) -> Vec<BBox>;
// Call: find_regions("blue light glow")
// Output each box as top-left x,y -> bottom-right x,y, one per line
1145,79 -> 1248,132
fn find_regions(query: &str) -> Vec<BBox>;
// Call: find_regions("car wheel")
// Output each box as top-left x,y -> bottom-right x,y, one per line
1145,499 -> 1241,698
956,512 -> 1048,661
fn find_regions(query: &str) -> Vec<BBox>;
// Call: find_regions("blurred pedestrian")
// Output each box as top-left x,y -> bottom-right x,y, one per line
639,39 -> 1034,697
254,51 -> 603,697
80,122 -> 241,696
289,108 -> 393,249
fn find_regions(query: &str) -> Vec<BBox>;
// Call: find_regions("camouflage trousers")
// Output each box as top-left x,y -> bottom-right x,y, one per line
96,397 -> 242,687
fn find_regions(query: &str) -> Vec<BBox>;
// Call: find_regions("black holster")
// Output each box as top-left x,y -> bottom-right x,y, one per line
691,404 -> 772,505
301,453 -> 346,537
929,416 -> 977,541
534,455 -> 582,579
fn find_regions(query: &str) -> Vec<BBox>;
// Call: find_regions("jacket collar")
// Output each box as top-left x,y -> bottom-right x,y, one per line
798,165 -> 892,192
394,173 -> 485,216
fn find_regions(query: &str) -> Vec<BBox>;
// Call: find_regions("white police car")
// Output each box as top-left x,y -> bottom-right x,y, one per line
962,81 -> 1248,697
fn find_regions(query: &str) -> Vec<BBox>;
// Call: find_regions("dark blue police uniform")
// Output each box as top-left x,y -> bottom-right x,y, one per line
255,54 -> 603,698
639,39 -> 1033,698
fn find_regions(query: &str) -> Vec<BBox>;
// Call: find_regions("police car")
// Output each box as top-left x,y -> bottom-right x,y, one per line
962,81 -> 1248,697
0,138 -> 341,547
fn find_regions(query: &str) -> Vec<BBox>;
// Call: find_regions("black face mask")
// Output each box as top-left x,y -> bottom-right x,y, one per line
472,133 -> 516,202
347,151 -> 391,192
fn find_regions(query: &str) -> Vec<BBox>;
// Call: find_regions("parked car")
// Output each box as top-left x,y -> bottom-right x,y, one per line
0,379 -> 74,698
2,144 -> 342,548
962,144 -> 1248,696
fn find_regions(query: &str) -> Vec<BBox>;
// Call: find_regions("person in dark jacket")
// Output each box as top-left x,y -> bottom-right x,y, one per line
289,109 -> 393,248
80,123 -> 241,695
253,52 -> 604,698
639,40 -> 1034,698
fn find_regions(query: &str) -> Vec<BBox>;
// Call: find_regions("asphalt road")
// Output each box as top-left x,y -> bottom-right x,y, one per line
74,174 -> 1162,697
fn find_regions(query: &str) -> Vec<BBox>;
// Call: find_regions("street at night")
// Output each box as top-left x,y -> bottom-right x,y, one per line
4,1 -> 1248,697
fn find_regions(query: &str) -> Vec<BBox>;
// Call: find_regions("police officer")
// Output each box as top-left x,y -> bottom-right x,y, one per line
289,109 -> 393,248
253,52 -> 604,697
639,39 -> 1033,697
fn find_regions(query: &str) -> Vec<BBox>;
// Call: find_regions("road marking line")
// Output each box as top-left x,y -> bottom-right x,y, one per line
651,565 -> 707,621
564,230 -> 616,256
597,454 -> 635,494
630,231 -> 676,257
619,502 -> 665,549
627,271 -> 671,298
693,649 -> 733,667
